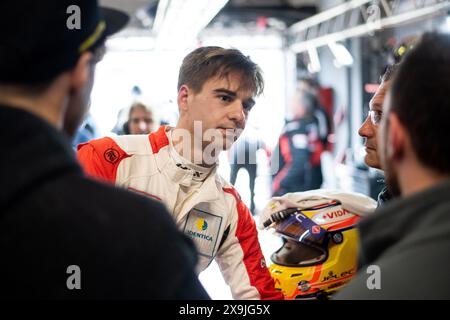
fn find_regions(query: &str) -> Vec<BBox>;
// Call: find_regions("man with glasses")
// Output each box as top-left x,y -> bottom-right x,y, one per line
336,32 -> 450,299
358,65 -> 398,206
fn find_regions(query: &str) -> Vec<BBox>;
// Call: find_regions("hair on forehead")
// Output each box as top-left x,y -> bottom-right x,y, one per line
177,46 -> 264,96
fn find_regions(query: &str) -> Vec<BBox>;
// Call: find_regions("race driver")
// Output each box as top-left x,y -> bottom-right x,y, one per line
77,46 -> 283,300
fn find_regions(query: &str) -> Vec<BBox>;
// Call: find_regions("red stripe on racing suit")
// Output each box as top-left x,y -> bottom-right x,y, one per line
223,187 -> 284,300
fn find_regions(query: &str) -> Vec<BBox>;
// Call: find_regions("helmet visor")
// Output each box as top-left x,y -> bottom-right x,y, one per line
271,212 -> 328,267
275,212 -> 327,244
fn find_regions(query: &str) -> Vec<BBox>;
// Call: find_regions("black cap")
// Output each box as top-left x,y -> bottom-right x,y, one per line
0,0 -> 129,85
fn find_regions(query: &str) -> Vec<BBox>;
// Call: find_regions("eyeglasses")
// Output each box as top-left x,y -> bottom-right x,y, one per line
366,110 -> 383,125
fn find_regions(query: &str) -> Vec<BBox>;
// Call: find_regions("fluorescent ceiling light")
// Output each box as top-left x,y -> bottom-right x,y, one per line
153,0 -> 229,50
328,41 -> 353,67
307,47 -> 321,73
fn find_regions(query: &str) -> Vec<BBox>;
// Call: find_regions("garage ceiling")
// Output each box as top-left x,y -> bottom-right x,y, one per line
100,0 -> 318,29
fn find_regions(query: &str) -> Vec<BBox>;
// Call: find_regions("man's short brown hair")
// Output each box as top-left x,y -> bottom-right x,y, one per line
177,46 -> 264,96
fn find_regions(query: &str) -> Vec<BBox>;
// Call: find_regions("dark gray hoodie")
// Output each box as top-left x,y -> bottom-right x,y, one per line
336,179 -> 450,299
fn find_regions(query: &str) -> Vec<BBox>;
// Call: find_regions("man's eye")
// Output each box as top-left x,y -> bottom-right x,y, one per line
374,111 -> 383,119
219,95 -> 232,102
368,110 -> 383,125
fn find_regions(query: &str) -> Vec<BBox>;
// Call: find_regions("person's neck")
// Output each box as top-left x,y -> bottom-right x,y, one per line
0,86 -> 66,130
172,123 -> 219,168
399,161 -> 450,197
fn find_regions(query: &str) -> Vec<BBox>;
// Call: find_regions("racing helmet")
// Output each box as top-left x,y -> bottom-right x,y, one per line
264,193 -> 371,300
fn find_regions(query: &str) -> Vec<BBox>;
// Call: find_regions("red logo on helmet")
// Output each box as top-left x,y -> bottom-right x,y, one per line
323,209 -> 348,220
312,225 -> 321,234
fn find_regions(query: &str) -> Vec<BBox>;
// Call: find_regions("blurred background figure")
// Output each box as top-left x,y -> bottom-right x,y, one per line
297,78 -> 331,191
298,77 -> 331,150
124,100 -> 158,134
111,85 -> 159,135
271,90 -> 324,196
229,124 -> 269,215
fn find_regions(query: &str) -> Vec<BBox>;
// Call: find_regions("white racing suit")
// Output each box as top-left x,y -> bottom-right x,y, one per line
77,126 -> 283,300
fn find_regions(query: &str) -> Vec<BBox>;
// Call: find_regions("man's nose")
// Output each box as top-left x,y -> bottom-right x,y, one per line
139,121 -> 147,131
358,116 -> 374,138
228,101 -> 245,124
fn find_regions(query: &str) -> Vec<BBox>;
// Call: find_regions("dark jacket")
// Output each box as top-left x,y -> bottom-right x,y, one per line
336,179 -> 450,299
0,105 -> 209,299
271,117 -> 323,196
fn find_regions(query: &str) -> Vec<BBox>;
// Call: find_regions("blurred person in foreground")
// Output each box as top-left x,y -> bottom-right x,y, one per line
0,0 -> 208,299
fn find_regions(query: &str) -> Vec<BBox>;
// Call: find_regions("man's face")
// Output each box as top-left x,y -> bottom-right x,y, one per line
183,72 -> 255,151
358,80 -> 391,169
129,107 -> 154,135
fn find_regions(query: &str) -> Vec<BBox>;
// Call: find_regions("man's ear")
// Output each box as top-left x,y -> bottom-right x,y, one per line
177,85 -> 190,113
70,52 -> 93,92
388,113 -> 406,161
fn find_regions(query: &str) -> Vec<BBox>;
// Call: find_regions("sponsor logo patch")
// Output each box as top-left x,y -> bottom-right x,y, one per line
184,208 -> 222,258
